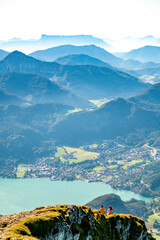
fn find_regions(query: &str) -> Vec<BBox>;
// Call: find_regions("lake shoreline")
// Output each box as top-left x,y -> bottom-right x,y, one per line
0,176 -> 153,203
0,177 -> 152,216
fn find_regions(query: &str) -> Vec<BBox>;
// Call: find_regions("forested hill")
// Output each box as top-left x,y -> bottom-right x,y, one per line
86,193 -> 151,220
0,50 -> 148,100
53,96 -> 160,146
0,72 -> 92,108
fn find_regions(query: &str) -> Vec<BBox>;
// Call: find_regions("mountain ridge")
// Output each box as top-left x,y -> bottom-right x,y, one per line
53,83 -> 160,146
0,50 -> 148,100
0,50 -> 59,78
55,53 -> 112,68
129,82 -> 160,110
51,64 -> 148,99
121,45 -> 160,63
0,72 -> 92,108
29,44 -> 123,67
0,34 -> 111,53
0,90 -> 22,105
0,204 -> 154,240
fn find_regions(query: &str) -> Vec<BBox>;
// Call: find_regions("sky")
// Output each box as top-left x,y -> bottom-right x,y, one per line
0,0 -> 160,41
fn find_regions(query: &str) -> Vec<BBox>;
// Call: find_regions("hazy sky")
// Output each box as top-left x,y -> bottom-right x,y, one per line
0,0 -> 160,40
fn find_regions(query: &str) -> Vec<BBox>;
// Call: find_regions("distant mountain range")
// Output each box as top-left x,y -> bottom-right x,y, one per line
2,46 -> 160,83
110,35 -> 160,53
0,50 -> 147,100
114,46 -> 160,83
137,35 -> 160,45
29,44 -> 160,71
40,34 -> 110,49
119,45 -> 160,63
0,35 -> 111,53
29,44 -> 123,67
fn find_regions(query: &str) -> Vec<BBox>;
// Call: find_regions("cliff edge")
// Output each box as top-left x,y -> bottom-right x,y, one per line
0,205 -> 155,240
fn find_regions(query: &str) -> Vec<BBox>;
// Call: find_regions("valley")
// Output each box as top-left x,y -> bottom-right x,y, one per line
0,47 -> 160,202
0,34 -> 160,239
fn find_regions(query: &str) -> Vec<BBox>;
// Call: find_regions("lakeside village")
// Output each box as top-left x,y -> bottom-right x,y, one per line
1,141 -> 160,197
1,141 -> 160,240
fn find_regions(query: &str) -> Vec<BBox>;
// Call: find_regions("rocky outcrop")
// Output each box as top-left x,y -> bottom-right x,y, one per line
0,205 -> 155,240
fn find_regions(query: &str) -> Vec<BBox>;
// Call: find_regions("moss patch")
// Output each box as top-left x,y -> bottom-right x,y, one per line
1,205 -> 155,240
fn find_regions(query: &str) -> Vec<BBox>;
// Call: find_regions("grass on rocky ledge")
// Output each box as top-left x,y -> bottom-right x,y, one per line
3,205 -> 154,240
5,212 -> 62,240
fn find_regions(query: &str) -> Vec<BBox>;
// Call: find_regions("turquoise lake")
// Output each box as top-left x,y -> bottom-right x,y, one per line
0,178 -> 152,215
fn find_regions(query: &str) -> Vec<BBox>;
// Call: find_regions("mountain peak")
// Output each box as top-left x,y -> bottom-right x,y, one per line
0,204 -> 154,240
0,50 -> 42,68
6,50 -> 25,57
2,50 -> 31,62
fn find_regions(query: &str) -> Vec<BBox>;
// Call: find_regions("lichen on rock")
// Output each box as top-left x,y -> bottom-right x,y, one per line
0,205 -> 155,240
